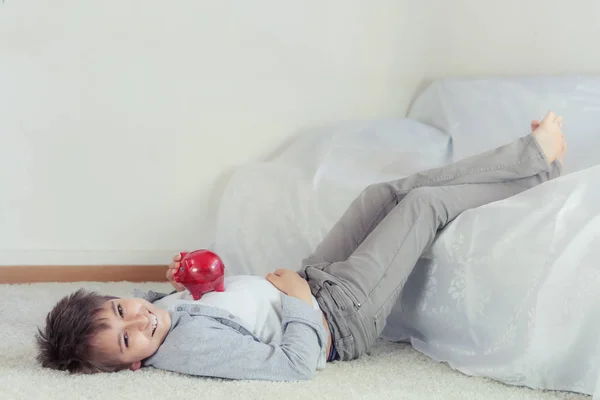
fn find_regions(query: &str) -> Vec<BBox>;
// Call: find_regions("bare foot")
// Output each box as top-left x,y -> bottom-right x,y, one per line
531,111 -> 566,164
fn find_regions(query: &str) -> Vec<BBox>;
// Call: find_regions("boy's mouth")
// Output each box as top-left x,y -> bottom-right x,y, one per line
150,311 -> 158,336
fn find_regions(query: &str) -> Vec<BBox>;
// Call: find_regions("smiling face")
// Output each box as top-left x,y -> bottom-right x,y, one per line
92,298 -> 172,371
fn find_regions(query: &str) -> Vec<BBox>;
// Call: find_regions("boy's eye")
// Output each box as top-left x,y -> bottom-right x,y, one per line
124,332 -> 129,348
117,304 -> 124,318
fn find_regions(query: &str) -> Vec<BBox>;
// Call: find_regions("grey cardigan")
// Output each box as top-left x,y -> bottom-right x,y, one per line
134,289 -> 329,381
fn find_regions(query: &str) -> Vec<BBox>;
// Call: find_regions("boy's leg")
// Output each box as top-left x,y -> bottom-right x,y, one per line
305,132 -> 564,361
299,133 -> 557,277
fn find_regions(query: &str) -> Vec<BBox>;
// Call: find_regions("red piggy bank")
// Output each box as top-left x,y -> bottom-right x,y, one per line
172,250 -> 225,300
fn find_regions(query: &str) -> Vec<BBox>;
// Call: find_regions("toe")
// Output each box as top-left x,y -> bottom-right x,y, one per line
542,111 -> 557,123
556,116 -> 563,128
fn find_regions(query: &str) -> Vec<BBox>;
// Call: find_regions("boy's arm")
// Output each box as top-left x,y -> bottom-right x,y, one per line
144,295 -> 328,381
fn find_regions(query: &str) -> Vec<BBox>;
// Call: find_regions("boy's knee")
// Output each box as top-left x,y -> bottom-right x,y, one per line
362,182 -> 398,207
403,186 -> 442,204
403,187 -> 449,222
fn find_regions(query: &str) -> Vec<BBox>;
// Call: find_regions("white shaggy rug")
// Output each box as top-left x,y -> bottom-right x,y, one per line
0,282 -> 589,400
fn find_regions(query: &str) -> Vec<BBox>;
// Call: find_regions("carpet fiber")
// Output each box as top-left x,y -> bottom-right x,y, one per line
0,282 -> 588,400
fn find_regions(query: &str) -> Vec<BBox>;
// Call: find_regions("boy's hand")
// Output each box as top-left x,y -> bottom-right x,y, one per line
266,269 -> 313,307
166,253 -> 186,292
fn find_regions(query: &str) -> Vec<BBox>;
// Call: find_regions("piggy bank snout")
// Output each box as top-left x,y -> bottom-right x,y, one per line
172,265 -> 186,282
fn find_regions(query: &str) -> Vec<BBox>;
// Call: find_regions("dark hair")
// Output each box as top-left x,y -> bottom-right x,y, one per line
35,289 -> 128,374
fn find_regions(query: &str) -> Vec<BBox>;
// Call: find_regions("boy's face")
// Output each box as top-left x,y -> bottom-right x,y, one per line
93,297 -> 171,371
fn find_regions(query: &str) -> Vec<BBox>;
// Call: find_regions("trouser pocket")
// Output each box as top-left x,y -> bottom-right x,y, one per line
325,280 -> 361,314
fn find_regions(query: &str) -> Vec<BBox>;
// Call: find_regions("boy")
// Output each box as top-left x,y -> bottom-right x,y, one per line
36,112 -> 566,381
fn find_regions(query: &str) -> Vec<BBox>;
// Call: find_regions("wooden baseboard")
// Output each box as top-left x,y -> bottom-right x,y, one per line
0,265 -> 169,284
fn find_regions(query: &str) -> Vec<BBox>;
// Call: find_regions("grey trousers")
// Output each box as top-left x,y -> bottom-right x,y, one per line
298,133 -> 562,361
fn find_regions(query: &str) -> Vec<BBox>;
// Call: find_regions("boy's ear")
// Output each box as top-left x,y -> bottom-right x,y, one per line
130,361 -> 142,371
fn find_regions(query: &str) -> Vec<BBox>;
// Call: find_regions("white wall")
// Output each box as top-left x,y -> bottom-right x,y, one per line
0,0 -> 423,265
422,0 -> 600,79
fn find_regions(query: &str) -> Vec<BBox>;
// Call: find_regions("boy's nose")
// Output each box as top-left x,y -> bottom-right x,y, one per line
126,313 -> 149,331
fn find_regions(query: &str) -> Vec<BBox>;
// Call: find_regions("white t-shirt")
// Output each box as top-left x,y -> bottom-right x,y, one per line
154,275 -> 325,348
